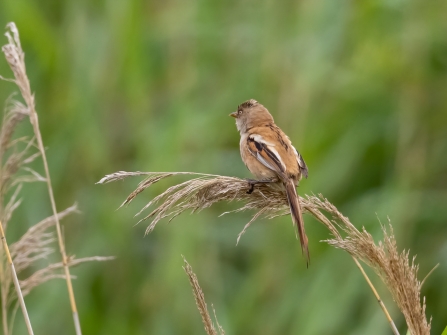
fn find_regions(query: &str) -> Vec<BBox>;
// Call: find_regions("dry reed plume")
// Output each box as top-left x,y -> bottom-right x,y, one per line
0,85 -> 41,335
183,257 -> 225,335
99,171 -> 432,335
1,22 -> 113,335
1,21 -> 82,334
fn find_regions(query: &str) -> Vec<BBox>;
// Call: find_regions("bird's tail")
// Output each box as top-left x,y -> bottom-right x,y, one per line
284,179 -> 310,265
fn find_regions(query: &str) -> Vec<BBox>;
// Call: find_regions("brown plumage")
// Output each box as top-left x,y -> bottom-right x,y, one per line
230,99 -> 310,264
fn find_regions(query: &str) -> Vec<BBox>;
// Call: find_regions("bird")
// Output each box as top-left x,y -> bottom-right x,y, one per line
230,99 -> 310,264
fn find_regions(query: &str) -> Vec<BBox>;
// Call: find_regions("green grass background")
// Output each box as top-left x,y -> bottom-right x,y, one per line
0,0 -> 446,334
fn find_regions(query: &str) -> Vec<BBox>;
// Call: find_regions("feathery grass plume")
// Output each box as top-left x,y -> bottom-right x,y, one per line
0,95 -> 44,335
0,200 -> 113,335
1,22 -> 113,335
1,206 -> 113,335
318,199 -> 431,335
0,98 -> 40,220
99,171 -> 432,334
98,171 -> 339,238
19,255 -> 114,299
183,257 -> 225,335
1,21 -> 85,334
7,203 -> 113,300
0,46 -> 41,335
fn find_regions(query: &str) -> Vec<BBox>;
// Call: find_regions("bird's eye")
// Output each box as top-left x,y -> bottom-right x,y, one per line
238,110 -> 242,115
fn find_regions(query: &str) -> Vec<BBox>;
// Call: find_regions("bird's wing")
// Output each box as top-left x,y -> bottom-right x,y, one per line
247,134 -> 287,176
292,146 -> 308,179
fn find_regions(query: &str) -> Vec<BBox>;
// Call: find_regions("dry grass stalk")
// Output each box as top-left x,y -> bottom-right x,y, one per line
0,221 -> 34,335
1,22 -> 83,335
351,256 -> 400,335
183,257 -> 225,335
320,207 -> 431,334
2,22 -> 113,335
99,171 -> 432,334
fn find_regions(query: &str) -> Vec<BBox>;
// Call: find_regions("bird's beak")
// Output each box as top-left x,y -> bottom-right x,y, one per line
229,111 -> 238,118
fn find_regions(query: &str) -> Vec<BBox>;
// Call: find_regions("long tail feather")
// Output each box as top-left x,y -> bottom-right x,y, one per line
284,179 -> 309,266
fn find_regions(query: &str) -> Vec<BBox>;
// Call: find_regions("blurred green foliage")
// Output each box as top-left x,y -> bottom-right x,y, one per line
1,0 -> 447,334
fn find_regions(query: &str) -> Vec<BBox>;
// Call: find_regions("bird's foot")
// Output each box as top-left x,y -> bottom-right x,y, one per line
245,178 -> 278,194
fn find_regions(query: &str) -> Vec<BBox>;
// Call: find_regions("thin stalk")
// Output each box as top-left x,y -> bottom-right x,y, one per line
8,303 -> 20,335
1,259 -> 8,335
1,291 -> 8,335
28,112 -> 82,335
352,257 -> 400,335
183,257 -> 219,335
307,207 -> 400,334
0,221 -> 34,335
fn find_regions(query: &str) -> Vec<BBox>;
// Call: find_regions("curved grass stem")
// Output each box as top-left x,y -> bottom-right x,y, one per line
352,256 -> 400,335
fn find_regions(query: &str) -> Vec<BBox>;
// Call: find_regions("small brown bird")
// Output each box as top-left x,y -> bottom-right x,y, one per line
230,99 -> 310,263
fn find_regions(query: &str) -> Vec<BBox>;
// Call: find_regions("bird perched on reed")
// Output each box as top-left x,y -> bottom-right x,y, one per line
230,99 -> 310,264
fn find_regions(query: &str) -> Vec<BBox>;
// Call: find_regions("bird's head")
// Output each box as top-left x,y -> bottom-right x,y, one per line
230,99 -> 274,133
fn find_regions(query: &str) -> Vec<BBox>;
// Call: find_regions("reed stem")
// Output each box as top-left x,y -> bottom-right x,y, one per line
28,112 -> 82,335
0,221 -> 34,335
352,256 -> 400,335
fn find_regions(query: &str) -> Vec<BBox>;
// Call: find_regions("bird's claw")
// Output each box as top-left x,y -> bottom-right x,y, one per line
245,178 -> 276,194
